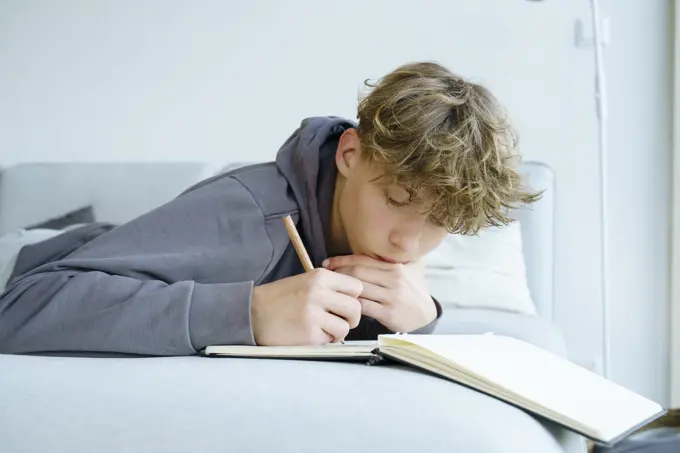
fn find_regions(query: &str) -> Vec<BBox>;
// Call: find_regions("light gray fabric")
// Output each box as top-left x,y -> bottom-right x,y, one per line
436,307 -> 568,357
513,162 -> 555,321
0,309 -> 584,453
0,228 -> 62,292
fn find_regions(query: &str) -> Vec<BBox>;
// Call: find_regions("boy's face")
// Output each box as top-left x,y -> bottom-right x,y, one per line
332,129 -> 449,264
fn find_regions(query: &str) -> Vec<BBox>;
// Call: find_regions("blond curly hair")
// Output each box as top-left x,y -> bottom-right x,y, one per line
356,61 -> 541,235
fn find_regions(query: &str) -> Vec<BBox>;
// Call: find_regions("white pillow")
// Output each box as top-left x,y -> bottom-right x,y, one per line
423,222 -> 536,316
0,228 -> 63,293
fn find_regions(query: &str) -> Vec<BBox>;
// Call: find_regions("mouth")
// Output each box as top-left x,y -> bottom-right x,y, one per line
372,254 -> 409,265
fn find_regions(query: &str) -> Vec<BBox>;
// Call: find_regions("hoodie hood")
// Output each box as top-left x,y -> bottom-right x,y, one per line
275,116 -> 356,267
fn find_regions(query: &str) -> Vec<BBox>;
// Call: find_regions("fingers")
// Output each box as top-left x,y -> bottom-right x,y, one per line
359,297 -> 387,321
319,311 -> 351,343
333,265 -> 394,290
356,282 -> 389,305
333,266 -> 391,304
310,268 -> 363,298
323,292 -> 362,329
323,254 -> 400,271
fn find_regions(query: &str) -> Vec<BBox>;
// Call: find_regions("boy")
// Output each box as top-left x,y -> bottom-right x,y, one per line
0,61 -> 539,356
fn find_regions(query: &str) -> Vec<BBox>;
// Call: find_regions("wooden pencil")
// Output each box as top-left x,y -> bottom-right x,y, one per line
282,215 -> 314,272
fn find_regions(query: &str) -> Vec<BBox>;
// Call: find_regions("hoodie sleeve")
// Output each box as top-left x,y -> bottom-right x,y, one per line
0,176 -> 272,356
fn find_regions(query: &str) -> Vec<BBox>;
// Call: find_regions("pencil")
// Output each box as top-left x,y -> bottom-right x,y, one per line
283,215 -> 345,344
282,215 -> 314,272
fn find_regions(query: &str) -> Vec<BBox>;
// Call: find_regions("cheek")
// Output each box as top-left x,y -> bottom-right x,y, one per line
349,185 -> 395,242
354,189 -> 384,231
362,189 -> 401,228
421,226 -> 449,254
341,182 -> 376,246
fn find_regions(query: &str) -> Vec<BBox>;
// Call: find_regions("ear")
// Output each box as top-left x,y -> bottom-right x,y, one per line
335,128 -> 363,178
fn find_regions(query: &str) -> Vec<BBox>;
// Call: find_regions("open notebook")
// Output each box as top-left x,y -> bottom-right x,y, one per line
202,333 -> 666,447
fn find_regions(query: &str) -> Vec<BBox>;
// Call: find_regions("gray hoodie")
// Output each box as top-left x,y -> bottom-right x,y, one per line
0,117 -> 441,356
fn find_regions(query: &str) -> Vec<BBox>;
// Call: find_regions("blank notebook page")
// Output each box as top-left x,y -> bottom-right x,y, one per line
386,334 -> 663,441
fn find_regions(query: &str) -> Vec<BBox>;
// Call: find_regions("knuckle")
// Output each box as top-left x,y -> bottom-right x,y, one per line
306,285 -> 323,302
352,280 -> 364,297
308,269 -> 335,290
308,268 -> 327,284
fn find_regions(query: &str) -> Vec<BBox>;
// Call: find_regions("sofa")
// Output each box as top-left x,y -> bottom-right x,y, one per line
0,161 -> 587,453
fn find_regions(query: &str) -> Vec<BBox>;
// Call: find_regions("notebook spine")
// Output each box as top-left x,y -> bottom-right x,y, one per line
366,350 -> 387,366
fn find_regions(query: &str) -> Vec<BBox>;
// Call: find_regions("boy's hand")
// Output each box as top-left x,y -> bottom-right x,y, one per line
322,255 -> 437,332
251,269 -> 363,346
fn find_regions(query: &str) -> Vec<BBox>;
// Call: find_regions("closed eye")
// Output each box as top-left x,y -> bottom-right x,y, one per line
387,197 -> 410,208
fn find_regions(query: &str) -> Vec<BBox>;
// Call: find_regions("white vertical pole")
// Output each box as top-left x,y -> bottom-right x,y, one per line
589,0 -> 611,379
671,0 -> 680,408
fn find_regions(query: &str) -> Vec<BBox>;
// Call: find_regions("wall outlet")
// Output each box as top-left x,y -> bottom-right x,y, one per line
574,17 -> 610,48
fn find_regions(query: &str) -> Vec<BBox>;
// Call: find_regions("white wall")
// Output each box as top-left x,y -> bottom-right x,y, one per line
672,0 -> 680,409
0,0 -> 672,404
604,0 -> 672,407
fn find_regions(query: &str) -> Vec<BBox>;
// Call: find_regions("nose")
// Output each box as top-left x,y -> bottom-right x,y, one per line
388,222 -> 422,255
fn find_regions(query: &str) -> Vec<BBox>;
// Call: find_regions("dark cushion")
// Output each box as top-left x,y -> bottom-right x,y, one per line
26,206 -> 95,230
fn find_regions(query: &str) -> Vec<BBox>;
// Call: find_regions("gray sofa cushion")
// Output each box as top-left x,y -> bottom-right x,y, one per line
0,309 -> 585,453
0,162 -> 221,235
436,308 -> 569,357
